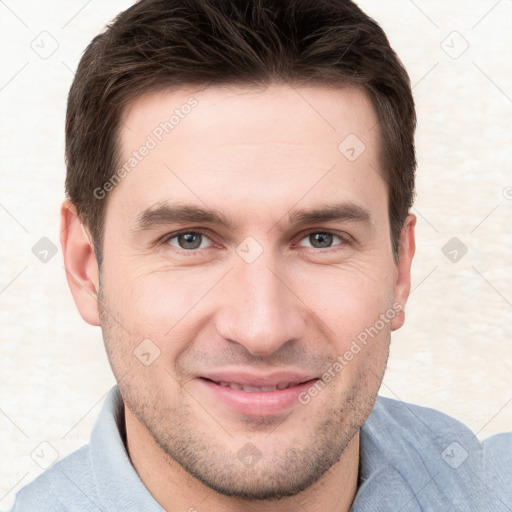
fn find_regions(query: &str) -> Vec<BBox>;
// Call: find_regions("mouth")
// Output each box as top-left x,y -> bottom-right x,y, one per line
201,378 -> 313,392
197,376 -> 320,417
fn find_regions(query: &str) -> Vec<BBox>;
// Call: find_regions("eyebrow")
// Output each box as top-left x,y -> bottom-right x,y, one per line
288,202 -> 371,226
135,203 -> 236,231
134,201 -> 372,232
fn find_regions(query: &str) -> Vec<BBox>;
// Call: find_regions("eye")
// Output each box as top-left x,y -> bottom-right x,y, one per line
161,229 -> 349,254
164,231 -> 213,251
297,231 -> 346,249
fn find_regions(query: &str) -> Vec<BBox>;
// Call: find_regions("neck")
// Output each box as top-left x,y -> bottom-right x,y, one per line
125,406 -> 360,512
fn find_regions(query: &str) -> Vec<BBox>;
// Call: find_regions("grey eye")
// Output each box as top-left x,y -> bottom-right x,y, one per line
298,232 -> 342,249
167,232 -> 211,250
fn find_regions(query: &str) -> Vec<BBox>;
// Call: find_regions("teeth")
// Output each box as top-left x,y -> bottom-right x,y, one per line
214,380 -> 300,392
241,385 -> 270,392
278,381 -> 299,389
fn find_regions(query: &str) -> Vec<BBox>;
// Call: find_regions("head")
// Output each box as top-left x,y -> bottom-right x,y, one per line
61,0 -> 416,503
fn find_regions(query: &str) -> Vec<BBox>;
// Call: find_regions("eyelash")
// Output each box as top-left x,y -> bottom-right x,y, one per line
160,229 -> 353,254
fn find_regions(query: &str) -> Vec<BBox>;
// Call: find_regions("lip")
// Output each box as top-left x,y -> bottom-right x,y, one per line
196,372 -> 319,417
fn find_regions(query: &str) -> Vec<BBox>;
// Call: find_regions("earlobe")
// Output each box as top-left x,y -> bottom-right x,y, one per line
60,200 -> 101,326
391,213 -> 416,331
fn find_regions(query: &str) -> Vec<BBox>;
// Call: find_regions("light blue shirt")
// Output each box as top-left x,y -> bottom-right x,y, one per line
6,386 -> 511,511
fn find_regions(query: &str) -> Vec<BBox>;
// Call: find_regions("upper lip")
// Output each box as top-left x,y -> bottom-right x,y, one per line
199,371 -> 319,387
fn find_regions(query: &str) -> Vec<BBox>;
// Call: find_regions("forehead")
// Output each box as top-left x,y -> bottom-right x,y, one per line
108,84 -> 385,229
121,84 -> 379,153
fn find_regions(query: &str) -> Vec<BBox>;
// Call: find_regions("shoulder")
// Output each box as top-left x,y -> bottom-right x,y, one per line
363,396 -> 512,509
371,395 -> 512,451
369,395 -> 512,469
7,445 -> 100,512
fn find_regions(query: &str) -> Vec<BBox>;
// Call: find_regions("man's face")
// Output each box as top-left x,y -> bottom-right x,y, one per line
96,85 -> 412,498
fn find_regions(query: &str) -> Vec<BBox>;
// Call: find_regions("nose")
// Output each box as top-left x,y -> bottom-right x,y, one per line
214,250 -> 306,356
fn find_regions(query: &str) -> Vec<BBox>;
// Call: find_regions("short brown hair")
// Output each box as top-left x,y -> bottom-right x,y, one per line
66,0 -> 416,265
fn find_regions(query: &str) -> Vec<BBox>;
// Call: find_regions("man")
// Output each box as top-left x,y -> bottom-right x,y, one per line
9,0 -> 511,510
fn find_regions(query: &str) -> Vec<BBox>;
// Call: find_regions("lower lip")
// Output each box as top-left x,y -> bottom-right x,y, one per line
197,378 -> 319,417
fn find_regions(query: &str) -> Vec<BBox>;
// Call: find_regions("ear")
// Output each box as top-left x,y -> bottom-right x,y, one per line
60,200 -> 100,326
391,213 -> 416,331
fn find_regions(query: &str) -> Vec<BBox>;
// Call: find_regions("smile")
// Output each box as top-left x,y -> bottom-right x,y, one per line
209,380 -> 303,392
198,376 -> 320,416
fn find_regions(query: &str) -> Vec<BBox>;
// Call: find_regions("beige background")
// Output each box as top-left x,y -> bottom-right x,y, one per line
1,0 -> 511,507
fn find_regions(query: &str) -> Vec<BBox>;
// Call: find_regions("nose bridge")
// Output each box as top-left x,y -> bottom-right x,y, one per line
216,246 -> 304,355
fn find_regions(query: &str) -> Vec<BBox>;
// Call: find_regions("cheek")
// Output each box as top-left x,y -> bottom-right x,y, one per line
296,261 -> 395,344
117,269 -> 215,347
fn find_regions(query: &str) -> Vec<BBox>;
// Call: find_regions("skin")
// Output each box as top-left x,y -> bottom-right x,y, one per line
61,84 -> 416,512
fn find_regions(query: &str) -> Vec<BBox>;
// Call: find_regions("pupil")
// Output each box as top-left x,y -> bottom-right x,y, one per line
179,233 -> 201,249
311,232 -> 332,248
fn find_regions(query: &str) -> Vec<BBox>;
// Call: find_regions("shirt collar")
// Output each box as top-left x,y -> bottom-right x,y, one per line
352,417 -> 422,511
89,386 -> 164,511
